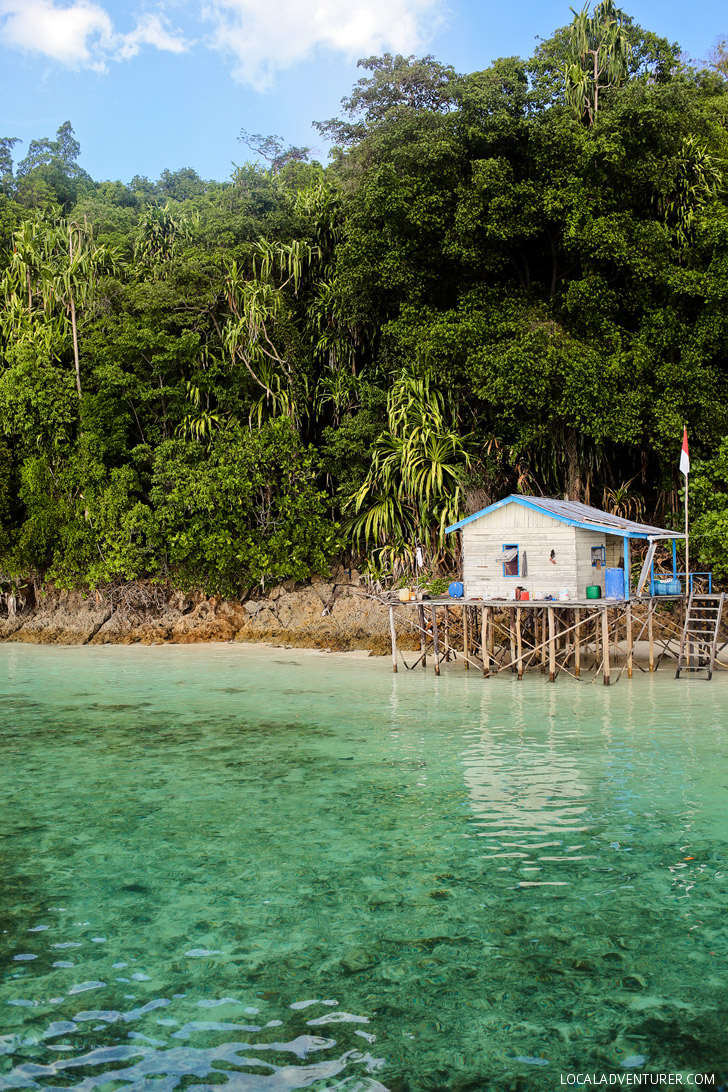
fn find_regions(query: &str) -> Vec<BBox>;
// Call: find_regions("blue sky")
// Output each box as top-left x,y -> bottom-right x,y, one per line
0,0 -> 725,185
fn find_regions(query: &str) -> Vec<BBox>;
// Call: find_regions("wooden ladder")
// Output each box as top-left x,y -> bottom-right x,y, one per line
676,593 -> 725,680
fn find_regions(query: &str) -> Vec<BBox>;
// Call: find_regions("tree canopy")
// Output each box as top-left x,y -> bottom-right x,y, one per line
2,3 -> 728,594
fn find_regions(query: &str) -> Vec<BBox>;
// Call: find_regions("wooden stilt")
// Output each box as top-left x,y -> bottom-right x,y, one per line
432,606 -> 440,676
548,607 -> 556,682
648,601 -> 654,672
613,608 -> 619,663
594,608 -> 600,669
682,596 -> 691,669
509,608 -> 516,673
418,604 -> 427,669
481,605 -> 488,676
488,606 -> 495,666
463,604 -> 469,670
516,606 -> 523,680
602,607 -> 610,686
541,609 -> 547,674
389,605 -> 398,674
574,608 -> 581,677
444,606 -> 450,662
626,602 -> 633,679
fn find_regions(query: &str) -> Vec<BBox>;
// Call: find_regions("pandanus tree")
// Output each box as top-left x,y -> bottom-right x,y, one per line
563,0 -> 631,125
222,263 -> 296,424
222,238 -> 321,428
134,202 -> 195,270
654,135 -> 723,250
59,219 -> 112,397
346,370 -> 472,574
1,218 -> 48,333
0,215 -> 116,396
293,181 -> 376,425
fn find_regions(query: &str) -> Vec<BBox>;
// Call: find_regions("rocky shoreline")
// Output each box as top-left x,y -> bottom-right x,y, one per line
0,569 -> 418,654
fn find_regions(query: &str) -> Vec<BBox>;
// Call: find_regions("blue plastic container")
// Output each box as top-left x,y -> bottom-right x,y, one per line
604,568 -> 625,600
448,581 -> 464,599
654,578 -> 682,596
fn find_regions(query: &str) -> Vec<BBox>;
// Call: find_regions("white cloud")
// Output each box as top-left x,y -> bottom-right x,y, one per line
0,0 -> 114,70
0,0 -> 189,70
117,12 -> 190,59
202,0 -> 445,89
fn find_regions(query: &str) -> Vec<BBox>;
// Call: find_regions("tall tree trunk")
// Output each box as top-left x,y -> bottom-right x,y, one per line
68,225 -> 81,397
70,293 -> 81,397
564,430 -> 583,502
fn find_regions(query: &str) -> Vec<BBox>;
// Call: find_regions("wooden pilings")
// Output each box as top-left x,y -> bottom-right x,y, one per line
574,608 -> 581,677
389,598 -> 687,683
481,605 -> 489,677
431,606 -> 440,676
516,607 -> 523,680
601,607 -> 610,685
418,604 -> 427,669
548,607 -> 556,682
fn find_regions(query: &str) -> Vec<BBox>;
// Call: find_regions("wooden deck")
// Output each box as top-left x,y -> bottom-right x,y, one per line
395,595 -> 683,608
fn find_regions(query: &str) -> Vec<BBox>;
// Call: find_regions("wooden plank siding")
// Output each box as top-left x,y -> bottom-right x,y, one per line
463,525 -> 580,599
461,504 -> 614,600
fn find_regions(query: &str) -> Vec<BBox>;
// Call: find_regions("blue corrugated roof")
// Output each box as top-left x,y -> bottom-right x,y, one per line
445,495 -> 684,540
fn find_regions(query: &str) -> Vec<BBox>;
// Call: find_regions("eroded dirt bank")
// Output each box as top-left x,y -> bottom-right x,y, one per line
0,569 -> 417,653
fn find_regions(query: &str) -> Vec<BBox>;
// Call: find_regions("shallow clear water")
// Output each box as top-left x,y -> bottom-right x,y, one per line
1,644 -> 727,1091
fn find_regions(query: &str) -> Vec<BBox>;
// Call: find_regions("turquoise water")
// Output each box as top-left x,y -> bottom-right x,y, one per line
1,644 -> 727,1091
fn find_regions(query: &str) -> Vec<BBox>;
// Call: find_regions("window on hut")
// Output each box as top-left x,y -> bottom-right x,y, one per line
500,544 -> 519,577
591,545 -> 606,569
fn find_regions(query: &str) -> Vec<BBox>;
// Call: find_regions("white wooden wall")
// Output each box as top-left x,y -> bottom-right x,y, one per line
459,503 -> 615,599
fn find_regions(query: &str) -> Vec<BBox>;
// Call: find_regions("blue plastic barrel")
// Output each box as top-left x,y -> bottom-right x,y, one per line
604,568 -> 624,600
448,581 -> 464,599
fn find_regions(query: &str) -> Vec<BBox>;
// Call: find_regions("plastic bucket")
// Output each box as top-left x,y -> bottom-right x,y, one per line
586,584 -> 601,599
448,581 -> 464,599
605,568 -> 625,600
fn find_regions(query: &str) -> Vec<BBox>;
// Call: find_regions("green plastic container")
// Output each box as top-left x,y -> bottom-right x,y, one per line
586,584 -> 601,599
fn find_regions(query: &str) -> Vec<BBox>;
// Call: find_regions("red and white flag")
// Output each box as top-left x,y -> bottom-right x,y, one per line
680,427 -> 690,476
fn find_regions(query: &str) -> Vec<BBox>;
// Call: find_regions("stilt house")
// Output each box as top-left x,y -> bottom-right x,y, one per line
446,495 -> 685,601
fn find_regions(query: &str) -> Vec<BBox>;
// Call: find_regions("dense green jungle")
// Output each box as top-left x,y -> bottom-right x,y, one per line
2,0 -> 728,599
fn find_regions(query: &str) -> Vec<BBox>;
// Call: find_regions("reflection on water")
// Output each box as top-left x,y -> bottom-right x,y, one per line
464,725 -> 589,838
1,644 -> 728,1090
0,994 -> 387,1092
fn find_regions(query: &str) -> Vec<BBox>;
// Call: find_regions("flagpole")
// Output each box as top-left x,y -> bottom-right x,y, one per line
684,468 -> 689,595
682,424 -> 689,596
